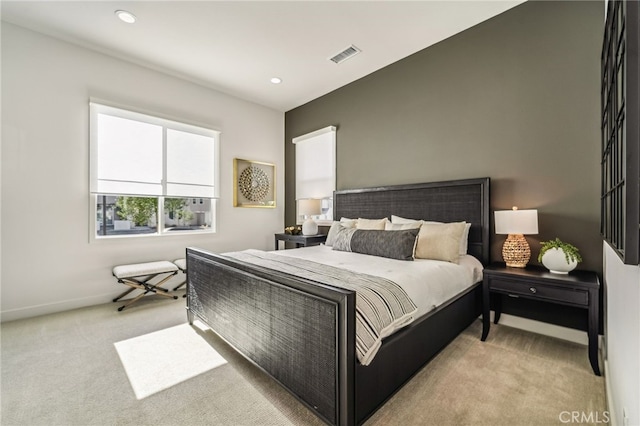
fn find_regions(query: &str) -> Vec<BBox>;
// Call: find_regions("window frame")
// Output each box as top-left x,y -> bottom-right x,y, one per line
89,100 -> 220,241
600,0 -> 639,265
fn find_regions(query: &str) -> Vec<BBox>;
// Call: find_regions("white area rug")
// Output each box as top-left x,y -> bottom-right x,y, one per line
114,323 -> 227,399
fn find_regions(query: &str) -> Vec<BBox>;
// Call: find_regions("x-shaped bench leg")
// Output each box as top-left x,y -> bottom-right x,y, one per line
114,271 -> 178,311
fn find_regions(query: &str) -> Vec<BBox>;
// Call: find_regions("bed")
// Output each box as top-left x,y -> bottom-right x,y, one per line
186,177 -> 490,425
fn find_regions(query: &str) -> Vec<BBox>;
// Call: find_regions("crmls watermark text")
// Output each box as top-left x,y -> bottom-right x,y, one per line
559,411 -> 610,424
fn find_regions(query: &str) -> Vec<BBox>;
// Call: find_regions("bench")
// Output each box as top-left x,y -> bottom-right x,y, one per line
112,261 -> 179,311
172,258 -> 187,297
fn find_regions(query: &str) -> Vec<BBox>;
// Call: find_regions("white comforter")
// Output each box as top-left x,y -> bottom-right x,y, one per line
272,245 -> 483,319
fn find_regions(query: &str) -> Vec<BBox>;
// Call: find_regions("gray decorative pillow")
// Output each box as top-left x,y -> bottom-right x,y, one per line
332,226 -> 419,261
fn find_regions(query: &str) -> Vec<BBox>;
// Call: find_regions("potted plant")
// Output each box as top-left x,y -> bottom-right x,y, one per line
537,238 -> 583,274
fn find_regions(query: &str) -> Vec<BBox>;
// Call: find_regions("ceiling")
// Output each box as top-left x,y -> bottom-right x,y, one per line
1,1 -> 525,112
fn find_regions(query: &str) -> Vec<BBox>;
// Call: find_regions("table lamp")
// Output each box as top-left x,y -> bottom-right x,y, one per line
298,199 -> 322,235
494,207 -> 538,268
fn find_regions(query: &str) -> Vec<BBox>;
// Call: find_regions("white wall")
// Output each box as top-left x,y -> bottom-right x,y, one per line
604,243 -> 640,426
1,23 -> 284,321
601,2 -> 639,422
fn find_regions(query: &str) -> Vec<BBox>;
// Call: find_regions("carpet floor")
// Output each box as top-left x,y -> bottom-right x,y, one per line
1,292 -> 607,425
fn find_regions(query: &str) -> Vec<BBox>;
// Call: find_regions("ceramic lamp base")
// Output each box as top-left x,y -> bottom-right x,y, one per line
502,233 -> 531,268
302,218 -> 318,236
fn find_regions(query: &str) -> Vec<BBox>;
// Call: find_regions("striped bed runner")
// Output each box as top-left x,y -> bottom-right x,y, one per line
223,249 -> 417,365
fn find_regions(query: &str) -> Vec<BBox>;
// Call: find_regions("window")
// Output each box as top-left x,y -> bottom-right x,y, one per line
292,126 -> 336,225
90,102 -> 220,238
601,0 -> 639,264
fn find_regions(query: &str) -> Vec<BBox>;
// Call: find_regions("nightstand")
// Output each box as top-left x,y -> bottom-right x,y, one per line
481,263 -> 601,376
274,233 -> 327,250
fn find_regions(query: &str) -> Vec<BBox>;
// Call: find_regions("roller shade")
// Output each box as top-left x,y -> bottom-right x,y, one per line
90,102 -> 219,198
293,126 -> 336,200
166,129 -> 216,197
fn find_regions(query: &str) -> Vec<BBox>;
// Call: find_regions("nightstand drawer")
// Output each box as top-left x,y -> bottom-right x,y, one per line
490,278 -> 589,306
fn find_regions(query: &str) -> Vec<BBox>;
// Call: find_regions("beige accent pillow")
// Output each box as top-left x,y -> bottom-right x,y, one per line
356,217 -> 388,230
424,221 -> 472,255
393,215 -> 471,255
414,222 -> 467,263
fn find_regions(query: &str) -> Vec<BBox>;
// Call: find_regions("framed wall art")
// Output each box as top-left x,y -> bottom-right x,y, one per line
233,158 -> 276,208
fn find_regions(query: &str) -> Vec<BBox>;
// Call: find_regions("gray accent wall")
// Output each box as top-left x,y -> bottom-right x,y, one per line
285,0 -> 604,274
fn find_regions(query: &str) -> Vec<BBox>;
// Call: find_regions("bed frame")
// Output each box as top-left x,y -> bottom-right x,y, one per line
186,177 -> 490,425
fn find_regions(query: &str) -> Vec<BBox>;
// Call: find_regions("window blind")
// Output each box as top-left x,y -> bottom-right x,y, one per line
90,102 -> 219,198
166,129 -> 216,197
293,126 -> 336,200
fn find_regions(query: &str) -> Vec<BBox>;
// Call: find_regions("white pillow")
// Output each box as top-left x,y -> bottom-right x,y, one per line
461,223 -> 471,254
356,217 -> 388,230
391,215 -> 423,225
385,222 -> 422,231
324,221 -> 341,246
340,217 -> 358,228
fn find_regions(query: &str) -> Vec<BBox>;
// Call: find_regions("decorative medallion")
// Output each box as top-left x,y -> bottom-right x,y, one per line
233,158 -> 276,208
238,165 -> 270,202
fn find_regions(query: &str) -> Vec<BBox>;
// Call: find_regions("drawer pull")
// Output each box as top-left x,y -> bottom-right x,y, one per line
530,287 -> 537,294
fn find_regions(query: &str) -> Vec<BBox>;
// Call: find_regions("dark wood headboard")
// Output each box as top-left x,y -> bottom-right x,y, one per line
333,177 -> 491,265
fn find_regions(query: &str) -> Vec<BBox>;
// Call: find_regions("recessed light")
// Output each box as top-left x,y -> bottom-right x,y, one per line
115,10 -> 137,24
270,77 -> 282,84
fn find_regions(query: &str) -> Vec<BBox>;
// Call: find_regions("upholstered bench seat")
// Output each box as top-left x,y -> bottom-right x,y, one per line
113,261 -> 178,280
173,258 -> 186,272
172,259 -> 187,297
112,261 -> 179,311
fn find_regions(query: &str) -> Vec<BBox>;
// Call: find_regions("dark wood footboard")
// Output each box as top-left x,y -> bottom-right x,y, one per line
186,247 -> 357,426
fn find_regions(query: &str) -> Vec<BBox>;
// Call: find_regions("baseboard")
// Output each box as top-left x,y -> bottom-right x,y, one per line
489,311 -> 589,345
0,293 -> 115,322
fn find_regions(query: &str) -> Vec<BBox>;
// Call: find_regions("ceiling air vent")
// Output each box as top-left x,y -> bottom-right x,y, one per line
329,45 -> 361,64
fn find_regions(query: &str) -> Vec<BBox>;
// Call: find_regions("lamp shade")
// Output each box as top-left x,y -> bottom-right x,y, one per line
298,198 -> 322,216
494,207 -> 538,235
299,199 -> 321,236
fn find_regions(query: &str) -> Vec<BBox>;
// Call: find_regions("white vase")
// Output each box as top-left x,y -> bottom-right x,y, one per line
541,248 -> 578,274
